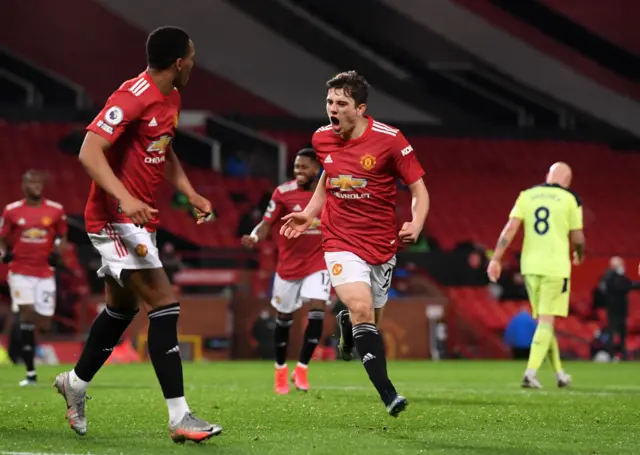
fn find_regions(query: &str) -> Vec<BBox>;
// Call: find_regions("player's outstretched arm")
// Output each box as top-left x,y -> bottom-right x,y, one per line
399,178 -> 429,243
570,229 -> 585,265
241,221 -> 271,248
280,172 -> 327,239
487,217 -> 522,282
302,171 -> 327,219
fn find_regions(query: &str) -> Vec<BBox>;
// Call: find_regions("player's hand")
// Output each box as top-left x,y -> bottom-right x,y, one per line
241,235 -> 258,249
189,193 -> 214,224
0,248 -> 5,260
398,222 -> 421,243
120,196 -> 158,226
572,251 -> 583,266
487,259 -> 502,283
280,211 -> 314,239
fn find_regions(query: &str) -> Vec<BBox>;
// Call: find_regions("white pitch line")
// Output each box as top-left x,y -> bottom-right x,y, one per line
0,452 -> 96,455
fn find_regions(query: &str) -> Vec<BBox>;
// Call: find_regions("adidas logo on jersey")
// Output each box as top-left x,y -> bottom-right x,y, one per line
293,204 -> 302,211
325,154 -> 333,164
149,117 -> 158,127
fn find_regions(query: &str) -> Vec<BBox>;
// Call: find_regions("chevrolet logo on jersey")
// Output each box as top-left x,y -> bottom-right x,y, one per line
146,135 -> 172,154
328,175 -> 367,191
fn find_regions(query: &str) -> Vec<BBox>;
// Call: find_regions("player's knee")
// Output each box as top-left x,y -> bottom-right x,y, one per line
35,317 -> 52,334
307,299 -> 325,313
18,305 -> 36,323
276,312 -> 293,327
538,314 -> 555,326
345,301 -> 373,325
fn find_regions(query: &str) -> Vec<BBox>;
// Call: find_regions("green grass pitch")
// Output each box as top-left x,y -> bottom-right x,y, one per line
0,361 -> 639,454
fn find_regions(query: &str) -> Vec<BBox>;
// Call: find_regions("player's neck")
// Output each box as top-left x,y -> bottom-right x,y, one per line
340,117 -> 368,141
25,197 -> 42,207
146,68 -> 175,96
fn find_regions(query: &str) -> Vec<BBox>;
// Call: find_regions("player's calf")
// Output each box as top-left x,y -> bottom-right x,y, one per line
274,312 -> 293,394
292,305 -> 324,392
18,305 -> 37,386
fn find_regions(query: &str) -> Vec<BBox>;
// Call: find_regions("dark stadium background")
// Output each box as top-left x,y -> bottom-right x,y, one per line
1,0 -> 639,364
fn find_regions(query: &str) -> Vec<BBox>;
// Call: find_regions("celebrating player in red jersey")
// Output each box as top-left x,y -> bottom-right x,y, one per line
0,170 -> 67,387
53,27 -> 221,443
241,149 -> 329,394
281,71 -> 430,416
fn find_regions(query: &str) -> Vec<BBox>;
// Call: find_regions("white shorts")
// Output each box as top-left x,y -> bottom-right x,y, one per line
271,270 -> 331,314
8,272 -> 56,316
87,223 -> 162,287
324,251 -> 396,309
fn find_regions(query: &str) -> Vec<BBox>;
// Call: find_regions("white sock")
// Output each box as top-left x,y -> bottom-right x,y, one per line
525,368 -> 536,377
69,369 -> 89,393
297,362 -> 308,369
167,396 -> 190,426
275,363 -> 287,369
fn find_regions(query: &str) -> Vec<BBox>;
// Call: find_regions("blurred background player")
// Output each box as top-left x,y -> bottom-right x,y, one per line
0,170 -> 67,386
487,162 -> 585,389
241,148 -> 329,394
281,71 -> 429,416
52,26 -> 221,442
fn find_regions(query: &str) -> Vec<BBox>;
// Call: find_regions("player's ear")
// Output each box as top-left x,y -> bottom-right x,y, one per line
356,103 -> 367,116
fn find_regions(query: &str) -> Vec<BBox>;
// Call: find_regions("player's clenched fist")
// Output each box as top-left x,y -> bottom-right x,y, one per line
189,193 -> 214,224
240,235 -> 258,248
398,222 -> 420,243
120,196 -> 158,226
487,259 -> 502,283
280,212 -> 314,239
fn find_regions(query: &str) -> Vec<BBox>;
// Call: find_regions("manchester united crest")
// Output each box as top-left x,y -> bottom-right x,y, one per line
41,216 -> 52,227
332,263 -> 343,276
360,154 -> 376,171
135,244 -> 148,257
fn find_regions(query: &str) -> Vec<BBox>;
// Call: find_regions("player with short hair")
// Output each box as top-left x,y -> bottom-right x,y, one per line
53,26 -> 221,443
0,170 -> 67,386
241,148 -> 330,394
281,71 -> 430,416
487,162 -> 585,389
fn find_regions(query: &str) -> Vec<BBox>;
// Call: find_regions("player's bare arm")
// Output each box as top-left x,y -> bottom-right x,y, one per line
280,172 -> 327,239
79,131 -> 158,225
399,178 -> 429,243
487,217 -> 522,282
0,237 -> 7,259
165,146 -> 212,224
570,229 -> 586,265
241,220 -> 271,248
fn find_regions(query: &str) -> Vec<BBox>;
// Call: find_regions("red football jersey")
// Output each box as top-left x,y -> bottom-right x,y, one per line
85,71 -> 181,233
0,199 -> 67,278
312,116 -> 425,265
263,180 -> 325,281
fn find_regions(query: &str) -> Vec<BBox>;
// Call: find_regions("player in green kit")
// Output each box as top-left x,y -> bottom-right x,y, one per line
487,162 -> 585,389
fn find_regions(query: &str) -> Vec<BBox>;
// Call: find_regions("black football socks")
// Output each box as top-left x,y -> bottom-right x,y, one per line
73,306 -> 138,382
20,322 -> 36,379
299,309 -> 324,365
353,322 -> 397,406
275,314 -> 293,366
147,303 -> 184,399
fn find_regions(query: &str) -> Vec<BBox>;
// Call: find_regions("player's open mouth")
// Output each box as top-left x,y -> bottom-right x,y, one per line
330,116 -> 340,131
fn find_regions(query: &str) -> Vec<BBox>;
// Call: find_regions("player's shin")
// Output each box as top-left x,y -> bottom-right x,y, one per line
547,334 -> 563,373
20,321 -> 36,380
72,306 -> 138,391
275,314 -> 293,367
526,322 -> 554,374
299,309 -> 324,366
352,322 -> 397,406
147,303 -> 190,425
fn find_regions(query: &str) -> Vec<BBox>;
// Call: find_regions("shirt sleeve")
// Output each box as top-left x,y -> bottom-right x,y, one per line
509,193 -> 525,219
87,89 -> 145,144
0,207 -> 11,239
569,198 -> 583,230
262,188 -> 286,223
55,209 -> 68,237
390,132 -> 425,185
